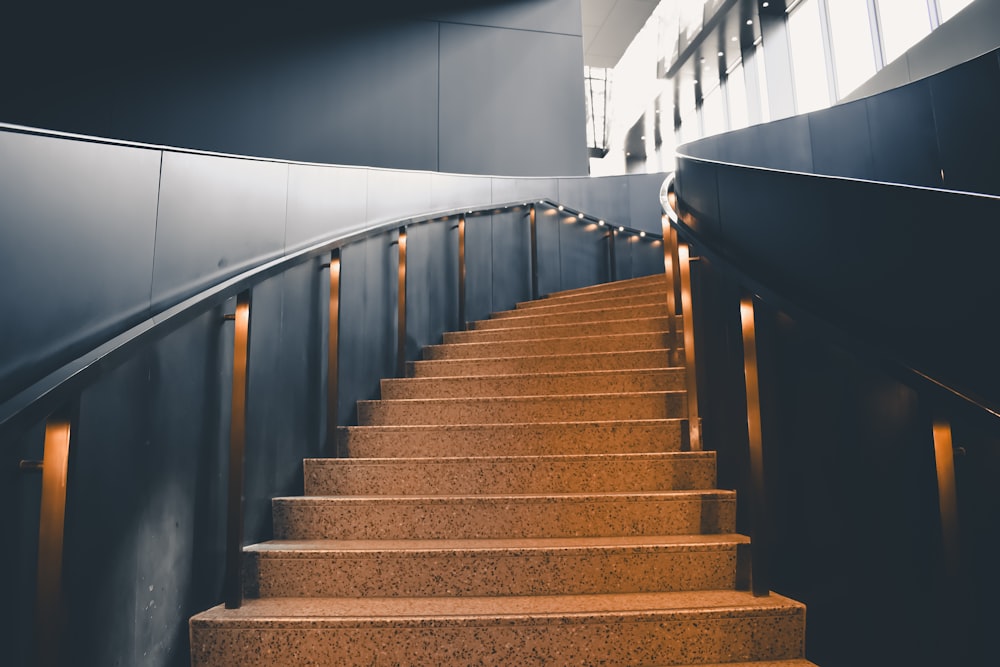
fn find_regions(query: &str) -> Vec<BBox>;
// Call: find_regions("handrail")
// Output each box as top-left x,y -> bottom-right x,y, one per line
660,165 -> 1000,425
0,198 -> 660,441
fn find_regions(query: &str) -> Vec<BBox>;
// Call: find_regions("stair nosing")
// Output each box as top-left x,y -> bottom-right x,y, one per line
305,451 -> 712,465
274,489 -> 735,504
359,390 -> 685,406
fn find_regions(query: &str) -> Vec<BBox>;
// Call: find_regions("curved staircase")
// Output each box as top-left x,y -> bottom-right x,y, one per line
190,274 -> 812,666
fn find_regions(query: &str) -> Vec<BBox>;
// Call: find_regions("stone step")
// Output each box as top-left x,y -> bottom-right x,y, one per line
491,291 -> 666,319
516,280 -> 670,311
409,349 -> 679,377
304,451 -> 715,495
190,590 -> 806,666
539,273 -> 667,300
382,367 -> 684,399
357,391 -> 686,426
272,490 -> 736,540
337,419 -> 684,458
443,316 -> 679,344
245,534 -> 748,598
423,332 -> 677,360
471,302 -> 671,330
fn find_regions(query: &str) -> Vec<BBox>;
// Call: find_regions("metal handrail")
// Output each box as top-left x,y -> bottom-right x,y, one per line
0,198 -> 659,442
659,168 -> 1000,424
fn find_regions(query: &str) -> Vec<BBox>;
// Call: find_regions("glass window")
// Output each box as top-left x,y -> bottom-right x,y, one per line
755,41 -> 771,122
939,0 -> 974,21
726,62 -> 749,131
877,0 -> 932,63
827,0 -> 877,98
702,84 -> 726,136
787,0 -> 831,113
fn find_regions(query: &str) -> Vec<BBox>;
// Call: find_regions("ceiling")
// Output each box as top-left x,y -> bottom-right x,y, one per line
582,0 -> 661,68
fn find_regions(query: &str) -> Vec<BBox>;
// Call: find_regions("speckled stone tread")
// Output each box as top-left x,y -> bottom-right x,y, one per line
423,331 -> 678,360
190,591 -> 805,666
514,279 -> 669,310
409,348 -> 681,377
490,291 -> 667,318
245,534 -> 748,598
381,367 -> 685,399
472,302 -> 671,329
337,419 -> 685,458
303,452 -> 716,495
444,315 -> 680,344
533,273 -> 666,299
358,391 -> 686,425
272,490 -> 736,540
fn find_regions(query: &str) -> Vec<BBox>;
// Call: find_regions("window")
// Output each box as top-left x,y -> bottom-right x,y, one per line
726,62 -> 750,130
755,41 -> 771,122
827,0 -> 877,98
877,0 -> 932,63
702,85 -> 726,136
938,0 -> 974,22
787,0 -> 831,113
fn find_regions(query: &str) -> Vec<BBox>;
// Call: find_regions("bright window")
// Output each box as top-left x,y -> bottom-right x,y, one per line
827,0 -> 877,98
726,62 -> 749,130
877,0 -> 932,63
755,42 -> 771,122
938,0 -> 975,21
702,84 -> 726,136
787,0 -> 831,113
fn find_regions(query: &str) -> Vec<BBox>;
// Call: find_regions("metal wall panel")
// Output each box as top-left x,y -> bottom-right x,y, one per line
439,22 -> 588,176
535,206 -> 564,296
627,173 -> 669,235
285,165 -> 369,251
420,0 -> 582,35
430,174 -> 493,213
808,99 -> 876,181
405,220 -> 460,360
865,81 -> 943,188
929,51 -> 1000,195
490,210 -> 533,312
557,213 -> 609,291
151,152 -> 288,310
0,132 -> 161,402
337,233 -> 398,425
464,213 -> 495,323
558,176 -> 629,226
366,169 -> 433,227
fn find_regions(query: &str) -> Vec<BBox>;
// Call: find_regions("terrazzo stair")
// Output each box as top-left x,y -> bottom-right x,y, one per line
190,273 -> 813,666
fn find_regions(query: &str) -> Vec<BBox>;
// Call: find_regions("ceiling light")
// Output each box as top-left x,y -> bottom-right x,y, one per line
640,231 -> 646,238
641,135 -> 646,140
618,226 -> 625,232
718,51 -> 724,57
731,36 -> 738,42
763,2 -> 770,7
746,19 -> 753,25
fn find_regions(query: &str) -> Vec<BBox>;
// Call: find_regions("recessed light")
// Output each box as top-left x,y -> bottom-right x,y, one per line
577,213 -> 584,219
731,36 -> 738,42
718,51 -> 724,57
746,19 -> 753,25
641,135 -> 646,140
626,152 -> 631,156
640,231 -> 646,238
763,2 -> 770,7
598,220 -> 605,226
618,226 -> 625,232
693,79 -> 699,84
558,205 -> 564,211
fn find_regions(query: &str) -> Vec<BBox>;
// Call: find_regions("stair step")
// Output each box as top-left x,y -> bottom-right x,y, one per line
472,302 -> 671,330
338,420 -> 684,458
444,315 -> 678,344
515,281 -> 669,311
382,367 -> 684,399
423,332 -> 676,360
539,273 -> 667,300
190,590 -> 806,666
358,391 -> 686,425
409,349 -> 679,377
304,452 -> 716,495
273,490 -> 736,540
245,534 -> 749,598
491,291 -> 667,319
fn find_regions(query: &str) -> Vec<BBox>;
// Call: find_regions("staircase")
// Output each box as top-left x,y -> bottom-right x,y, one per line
190,274 -> 812,666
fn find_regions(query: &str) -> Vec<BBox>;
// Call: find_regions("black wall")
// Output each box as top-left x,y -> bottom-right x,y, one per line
0,0 -> 588,176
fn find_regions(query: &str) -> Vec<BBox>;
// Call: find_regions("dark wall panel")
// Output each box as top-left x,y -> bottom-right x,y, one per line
285,165 -> 368,251
490,211 -> 532,312
808,98 -> 876,181
337,233 -> 398,425
865,81 -> 943,188
929,51 -> 1000,195
151,152 -> 288,309
627,173 -> 669,234
464,213 -> 496,323
535,207 -> 564,296
439,22 -> 588,176
558,176 -> 629,225
558,214 -> 609,291
0,132 -> 160,402
406,220 -> 460,360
